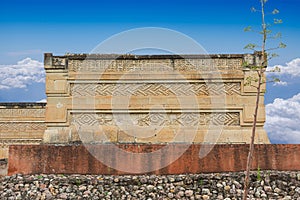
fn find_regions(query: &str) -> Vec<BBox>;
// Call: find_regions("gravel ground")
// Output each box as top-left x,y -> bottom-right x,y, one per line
1,171 -> 300,199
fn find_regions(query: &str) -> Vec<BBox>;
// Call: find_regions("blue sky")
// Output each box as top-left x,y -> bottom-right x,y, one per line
0,0 -> 300,143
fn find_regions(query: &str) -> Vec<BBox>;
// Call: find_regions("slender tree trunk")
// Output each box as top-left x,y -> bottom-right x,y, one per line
242,1 -> 266,199
242,72 -> 262,200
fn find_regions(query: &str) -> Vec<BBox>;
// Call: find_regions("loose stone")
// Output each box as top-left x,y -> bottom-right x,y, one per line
0,171 -> 299,199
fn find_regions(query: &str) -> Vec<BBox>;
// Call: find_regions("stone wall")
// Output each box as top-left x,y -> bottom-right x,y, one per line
0,52 -> 270,160
1,171 -> 300,199
0,103 -> 46,159
43,53 -> 270,144
8,144 -> 300,175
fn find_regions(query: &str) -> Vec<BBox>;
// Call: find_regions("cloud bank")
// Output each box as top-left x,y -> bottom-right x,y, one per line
265,93 -> 300,144
267,58 -> 300,86
0,58 -> 45,90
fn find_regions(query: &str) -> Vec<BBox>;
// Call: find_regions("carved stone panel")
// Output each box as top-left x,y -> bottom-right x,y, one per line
72,112 -> 240,127
70,82 -> 241,96
68,58 -> 243,73
0,109 -> 45,118
43,53 -> 269,144
0,122 -> 46,133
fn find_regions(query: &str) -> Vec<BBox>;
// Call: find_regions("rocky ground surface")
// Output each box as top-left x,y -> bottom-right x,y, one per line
0,171 -> 300,200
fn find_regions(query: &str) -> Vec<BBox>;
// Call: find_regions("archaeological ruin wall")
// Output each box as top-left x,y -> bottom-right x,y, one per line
42,53 -> 270,145
0,103 -> 46,159
0,52 -> 271,159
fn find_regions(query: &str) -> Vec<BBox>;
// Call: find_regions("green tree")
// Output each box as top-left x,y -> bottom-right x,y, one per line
242,0 -> 286,199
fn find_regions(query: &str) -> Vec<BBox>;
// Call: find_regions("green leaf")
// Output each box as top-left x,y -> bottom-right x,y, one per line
272,9 -> 280,15
274,78 -> 280,82
279,42 -> 287,48
244,26 -> 252,32
273,32 -> 282,39
242,61 -> 249,67
265,29 -> 272,34
244,43 -> 257,50
267,66 -> 281,73
274,19 -> 283,24
251,7 -> 257,12
270,53 -> 279,58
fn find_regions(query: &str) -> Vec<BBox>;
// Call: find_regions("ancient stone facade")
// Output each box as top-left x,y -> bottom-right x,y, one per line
0,53 -> 270,158
0,103 -> 46,159
43,53 -> 270,145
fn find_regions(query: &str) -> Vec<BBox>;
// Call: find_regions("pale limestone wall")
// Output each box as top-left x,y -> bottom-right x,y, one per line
43,53 -> 270,144
0,103 -> 46,159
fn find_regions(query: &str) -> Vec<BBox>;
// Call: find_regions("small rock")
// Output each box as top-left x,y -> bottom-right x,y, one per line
177,191 -> 184,197
255,191 -> 260,198
202,194 -> 210,200
185,190 -> 193,197
274,187 -> 281,193
195,194 -> 201,199
140,177 -> 148,184
283,196 -> 292,200
58,193 -> 68,199
167,193 -> 174,198
146,185 -> 155,191
261,193 -> 267,198
224,185 -> 231,191
233,181 -> 242,189
79,185 -> 87,191
149,192 -> 156,198
168,177 -> 175,182
264,186 -> 272,192
174,181 -> 184,186
113,178 -> 119,183
157,185 -> 163,190
202,188 -> 210,194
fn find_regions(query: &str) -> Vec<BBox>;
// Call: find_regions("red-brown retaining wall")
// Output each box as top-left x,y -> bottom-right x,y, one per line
8,144 -> 300,175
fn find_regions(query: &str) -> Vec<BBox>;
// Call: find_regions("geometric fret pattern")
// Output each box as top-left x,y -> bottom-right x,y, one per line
0,122 -> 46,132
70,82 -> 241,96
0,109 -> 45,118
72,112 -> 240,127
68,58 -> 242,72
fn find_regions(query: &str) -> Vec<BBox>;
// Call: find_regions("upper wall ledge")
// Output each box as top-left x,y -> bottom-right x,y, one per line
45,52 -> 262,60
44,52 -> 264,70
0,103 -> 46,109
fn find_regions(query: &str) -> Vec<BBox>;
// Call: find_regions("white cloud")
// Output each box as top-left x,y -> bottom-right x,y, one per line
265,93 -> 300,144
37,99 -> 47,103
272,81 -> 287,86
267,58 -> 300,78
0,58 -> 45,90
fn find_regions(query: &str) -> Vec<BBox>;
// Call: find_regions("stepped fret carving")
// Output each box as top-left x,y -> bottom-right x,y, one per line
71,83 -> 241,96
174,59 -> 242,71
0,122 -> 46,132
72,112 -> 240,127
69,59 -> 173,72
0,109 -> 45,118
68,58 -> 242,72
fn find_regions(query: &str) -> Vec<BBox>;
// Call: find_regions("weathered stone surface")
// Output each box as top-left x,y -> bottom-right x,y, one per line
0,52 -> 270,160
0,103 -> 46,159
43,53 -> 269,144
4,172 -> 297,200
8,144 -> 300,175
